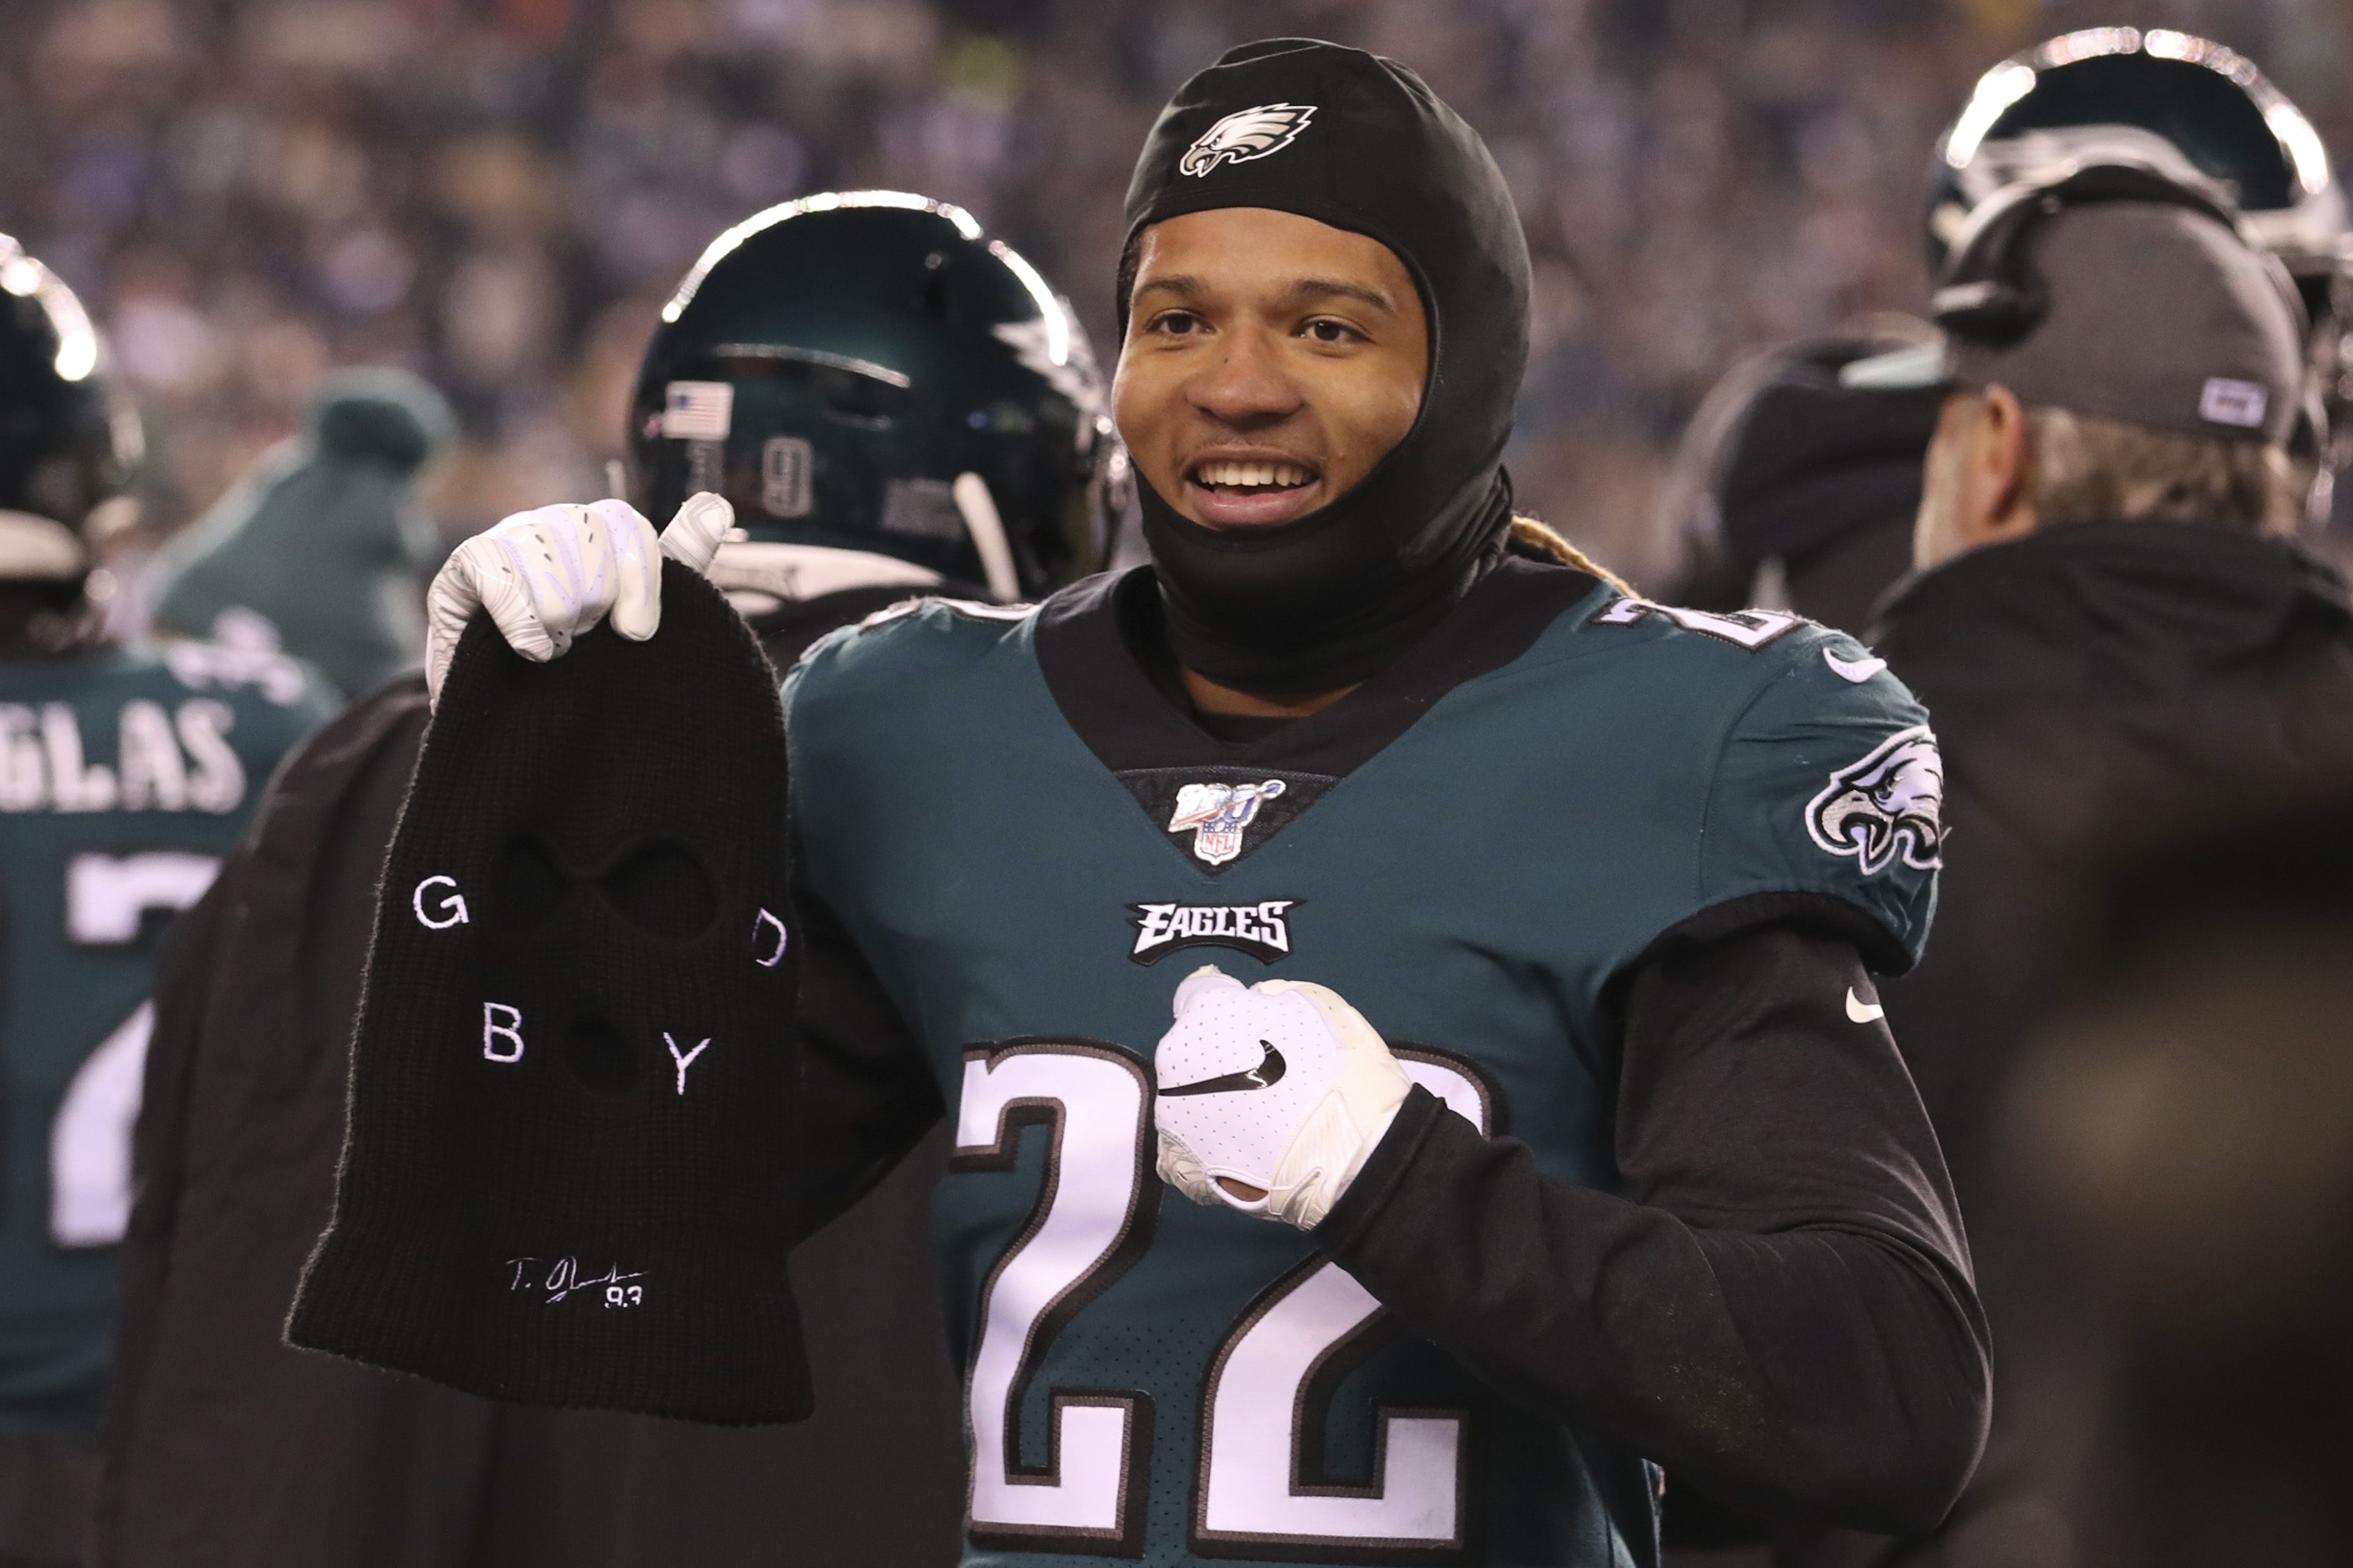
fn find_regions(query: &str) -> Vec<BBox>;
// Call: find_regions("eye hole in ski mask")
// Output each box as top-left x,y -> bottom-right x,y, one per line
492,836 -> 571,931
481,835 -> 716,1094
562,1012 -> 639,1096
599,839 -> 718,943
490,835 -> 718,944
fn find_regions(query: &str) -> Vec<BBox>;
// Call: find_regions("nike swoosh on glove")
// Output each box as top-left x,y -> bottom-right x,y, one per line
1152,966 -> 1412,1231
423,492 -> 734,706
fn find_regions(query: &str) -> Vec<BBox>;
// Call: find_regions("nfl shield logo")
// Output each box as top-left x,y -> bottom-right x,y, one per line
1167,780 -> 1286,867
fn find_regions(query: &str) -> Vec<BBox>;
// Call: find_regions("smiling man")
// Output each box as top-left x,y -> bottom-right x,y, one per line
401,39 -> 1988,1568
1117,204 -> 1427,721
1124,208 -> 1423,534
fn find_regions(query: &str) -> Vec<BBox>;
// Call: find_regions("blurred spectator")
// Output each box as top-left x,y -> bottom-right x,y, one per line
1655,322 -> 1942,634
2003,796 -> 2353,1568
0,1 -> 2340,584
1796,171 -> 2353,1567
142,367 -> 453,698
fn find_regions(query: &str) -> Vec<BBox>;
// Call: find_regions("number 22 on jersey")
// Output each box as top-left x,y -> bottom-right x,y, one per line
951,1037 -> 1492,1559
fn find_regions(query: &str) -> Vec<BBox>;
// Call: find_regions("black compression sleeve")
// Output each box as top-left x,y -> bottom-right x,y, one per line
1314,922 -> 1990,1535
794,890 -> 945,1242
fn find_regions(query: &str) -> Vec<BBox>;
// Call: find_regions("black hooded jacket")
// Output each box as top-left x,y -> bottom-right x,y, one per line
1670,342 -> 1941,637
1877,519 -> 2353,1218
1804,519 -> 2353,1567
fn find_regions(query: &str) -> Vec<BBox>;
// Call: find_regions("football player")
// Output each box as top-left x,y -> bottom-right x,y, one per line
424,40 -> 1988,1568
0,235 -> 334,1567
100,193 -> 1113,1567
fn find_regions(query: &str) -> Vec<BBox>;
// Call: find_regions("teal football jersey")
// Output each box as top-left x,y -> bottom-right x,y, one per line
785,561 -> 1939,1567
0,640 -> 333,1432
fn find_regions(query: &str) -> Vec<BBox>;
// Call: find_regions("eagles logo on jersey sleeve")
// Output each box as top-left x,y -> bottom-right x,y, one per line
1700,629 -> 1942,971
1808,727 -> 1945,877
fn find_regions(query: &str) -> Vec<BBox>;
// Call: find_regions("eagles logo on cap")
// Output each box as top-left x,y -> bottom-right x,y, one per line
1179,103 -> 1317,177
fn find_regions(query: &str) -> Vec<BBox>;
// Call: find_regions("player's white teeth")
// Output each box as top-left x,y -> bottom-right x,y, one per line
1193,460 -> 1313,489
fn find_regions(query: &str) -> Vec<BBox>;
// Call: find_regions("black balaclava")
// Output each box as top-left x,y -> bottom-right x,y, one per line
291,559 -> 810,1426
1123,39 -> 1531,695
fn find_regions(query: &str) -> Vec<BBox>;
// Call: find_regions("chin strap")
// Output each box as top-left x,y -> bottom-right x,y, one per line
950,473 -> 1023,604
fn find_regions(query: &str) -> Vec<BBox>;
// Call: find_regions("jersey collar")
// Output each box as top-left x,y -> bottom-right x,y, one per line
1032,554 -> 1606,872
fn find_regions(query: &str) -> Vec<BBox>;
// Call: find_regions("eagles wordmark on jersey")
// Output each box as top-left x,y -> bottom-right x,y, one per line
786,556 -> 1942,1567
0,640 -> 330,1433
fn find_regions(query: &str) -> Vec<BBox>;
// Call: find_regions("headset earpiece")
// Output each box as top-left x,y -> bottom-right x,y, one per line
1930,278 -> 2045,345
1933,161 -> 2259,349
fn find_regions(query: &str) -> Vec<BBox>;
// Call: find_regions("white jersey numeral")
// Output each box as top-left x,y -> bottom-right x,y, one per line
952,1041 -> 1156,1555
1596,596 -> 1803,650
952,1037 -> 1499,1559
66,851 -> 221,944
1191,1048 -> 1492,1557
50,851 -> 220,1248
51,1002 -> 154,1248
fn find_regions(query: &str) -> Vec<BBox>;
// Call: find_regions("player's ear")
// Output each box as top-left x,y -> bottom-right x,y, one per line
1976,384 -> 2038,542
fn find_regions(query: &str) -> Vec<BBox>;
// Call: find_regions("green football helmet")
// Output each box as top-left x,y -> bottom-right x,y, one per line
629,192 -> 1119,600
0,233 -> 139,586
1929,31 -> 2345,289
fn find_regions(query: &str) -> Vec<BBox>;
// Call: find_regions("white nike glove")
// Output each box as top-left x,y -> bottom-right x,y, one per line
423,492 -> 734,706
1152,966 -> 1413,1231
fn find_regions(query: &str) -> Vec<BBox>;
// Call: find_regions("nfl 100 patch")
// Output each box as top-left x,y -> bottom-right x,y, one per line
1109,765 -> 1335,875
1167,779 -> 1286,867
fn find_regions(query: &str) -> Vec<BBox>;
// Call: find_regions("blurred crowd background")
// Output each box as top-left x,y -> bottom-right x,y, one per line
12,8 -> 2353,1566
4,0 -> 2347,591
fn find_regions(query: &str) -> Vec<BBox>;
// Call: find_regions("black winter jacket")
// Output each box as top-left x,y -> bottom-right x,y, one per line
1784,519 -> 2353,1568
97,595 -> 967,1568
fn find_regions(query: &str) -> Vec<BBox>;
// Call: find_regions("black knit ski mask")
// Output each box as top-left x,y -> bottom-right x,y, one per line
291,560 -> 810,1426
1123,39 -> 1532,694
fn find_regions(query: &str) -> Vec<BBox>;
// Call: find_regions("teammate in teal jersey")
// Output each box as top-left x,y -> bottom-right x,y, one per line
423,40 -> 1988,1568
0,236 -> 335,1565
